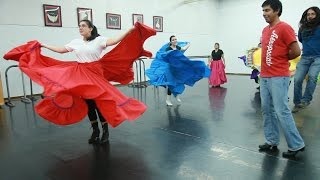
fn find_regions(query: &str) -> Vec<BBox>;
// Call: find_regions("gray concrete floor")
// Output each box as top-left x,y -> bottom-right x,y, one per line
0,75 -> 319,180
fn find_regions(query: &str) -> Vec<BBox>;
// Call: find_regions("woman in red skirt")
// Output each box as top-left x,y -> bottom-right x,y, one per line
4,20 -> 156,145
41,20 -> 135,144
209,43 -> 227,87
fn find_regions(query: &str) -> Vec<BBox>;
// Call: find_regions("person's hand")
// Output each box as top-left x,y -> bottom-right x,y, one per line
40,43 -> 46,48
128,26 -> 135,32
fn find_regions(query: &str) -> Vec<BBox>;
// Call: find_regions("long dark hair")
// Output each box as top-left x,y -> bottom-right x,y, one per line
80,20 -> 100,41
299,6 -> 320,33
262,0 -> 282,16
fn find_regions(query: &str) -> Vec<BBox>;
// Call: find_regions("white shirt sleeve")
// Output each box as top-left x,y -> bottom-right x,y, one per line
64,39 -> 78,52
97,36 -> 108,48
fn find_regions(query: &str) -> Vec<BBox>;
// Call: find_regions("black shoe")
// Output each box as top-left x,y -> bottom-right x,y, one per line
88,128 -> 100,144
100,124 -> 109,144
282,147 -> 305,158
259,143 -> 278,152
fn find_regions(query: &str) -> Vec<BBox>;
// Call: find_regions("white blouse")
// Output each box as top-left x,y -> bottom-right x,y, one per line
65,36 -> 108,63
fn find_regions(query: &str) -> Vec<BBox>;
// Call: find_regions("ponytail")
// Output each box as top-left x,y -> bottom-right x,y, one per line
88,25 -> 100,41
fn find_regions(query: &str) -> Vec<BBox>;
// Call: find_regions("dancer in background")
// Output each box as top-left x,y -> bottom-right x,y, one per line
208,43 -> 227,88
238,42 -> 300,91
238,42 -> 262,90
164,35 -> 190,105
146,35 -> 210,106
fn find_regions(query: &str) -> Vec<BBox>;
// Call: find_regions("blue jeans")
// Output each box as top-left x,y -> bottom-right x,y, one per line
260,77 -> 305,151
294,56 -> 320,105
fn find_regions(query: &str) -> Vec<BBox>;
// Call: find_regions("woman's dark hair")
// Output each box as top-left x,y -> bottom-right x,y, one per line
299,6 -> 320,33
215,43 -> 220,48
80,20 -> 100,41
261,0 -> 282,16
169,35 -> 176,45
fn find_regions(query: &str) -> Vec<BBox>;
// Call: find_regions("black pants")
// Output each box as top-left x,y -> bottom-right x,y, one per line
167,87 -> 171,95
85,99 -> 106,123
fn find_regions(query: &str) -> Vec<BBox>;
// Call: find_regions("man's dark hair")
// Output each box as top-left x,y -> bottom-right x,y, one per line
262,0 -> 283,16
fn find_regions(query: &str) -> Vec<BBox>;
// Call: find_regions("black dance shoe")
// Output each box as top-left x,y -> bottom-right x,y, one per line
100,124 -> 109,144
282,147 -> 305,158
88,128 -> 100,144
259,143 -> 278,152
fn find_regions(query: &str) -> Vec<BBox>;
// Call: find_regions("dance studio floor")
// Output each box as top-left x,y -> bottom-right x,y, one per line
0,75 -> 319,180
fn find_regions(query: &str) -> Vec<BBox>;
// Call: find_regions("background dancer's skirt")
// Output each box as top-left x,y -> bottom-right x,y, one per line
3,22 -> 156,127
209,59 -> 227,86
146,42 -> 210,96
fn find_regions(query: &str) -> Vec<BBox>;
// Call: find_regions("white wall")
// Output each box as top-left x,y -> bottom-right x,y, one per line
0,0 -> 217,98
2,0 -> 317,98
216,0 -> 319,74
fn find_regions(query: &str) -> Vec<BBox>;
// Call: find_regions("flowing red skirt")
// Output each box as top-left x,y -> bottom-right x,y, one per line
3,22 -> 156,127
209,59 -> 227,86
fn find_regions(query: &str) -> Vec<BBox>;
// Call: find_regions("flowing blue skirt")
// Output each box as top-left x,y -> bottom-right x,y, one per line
146,42 -> 210,96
